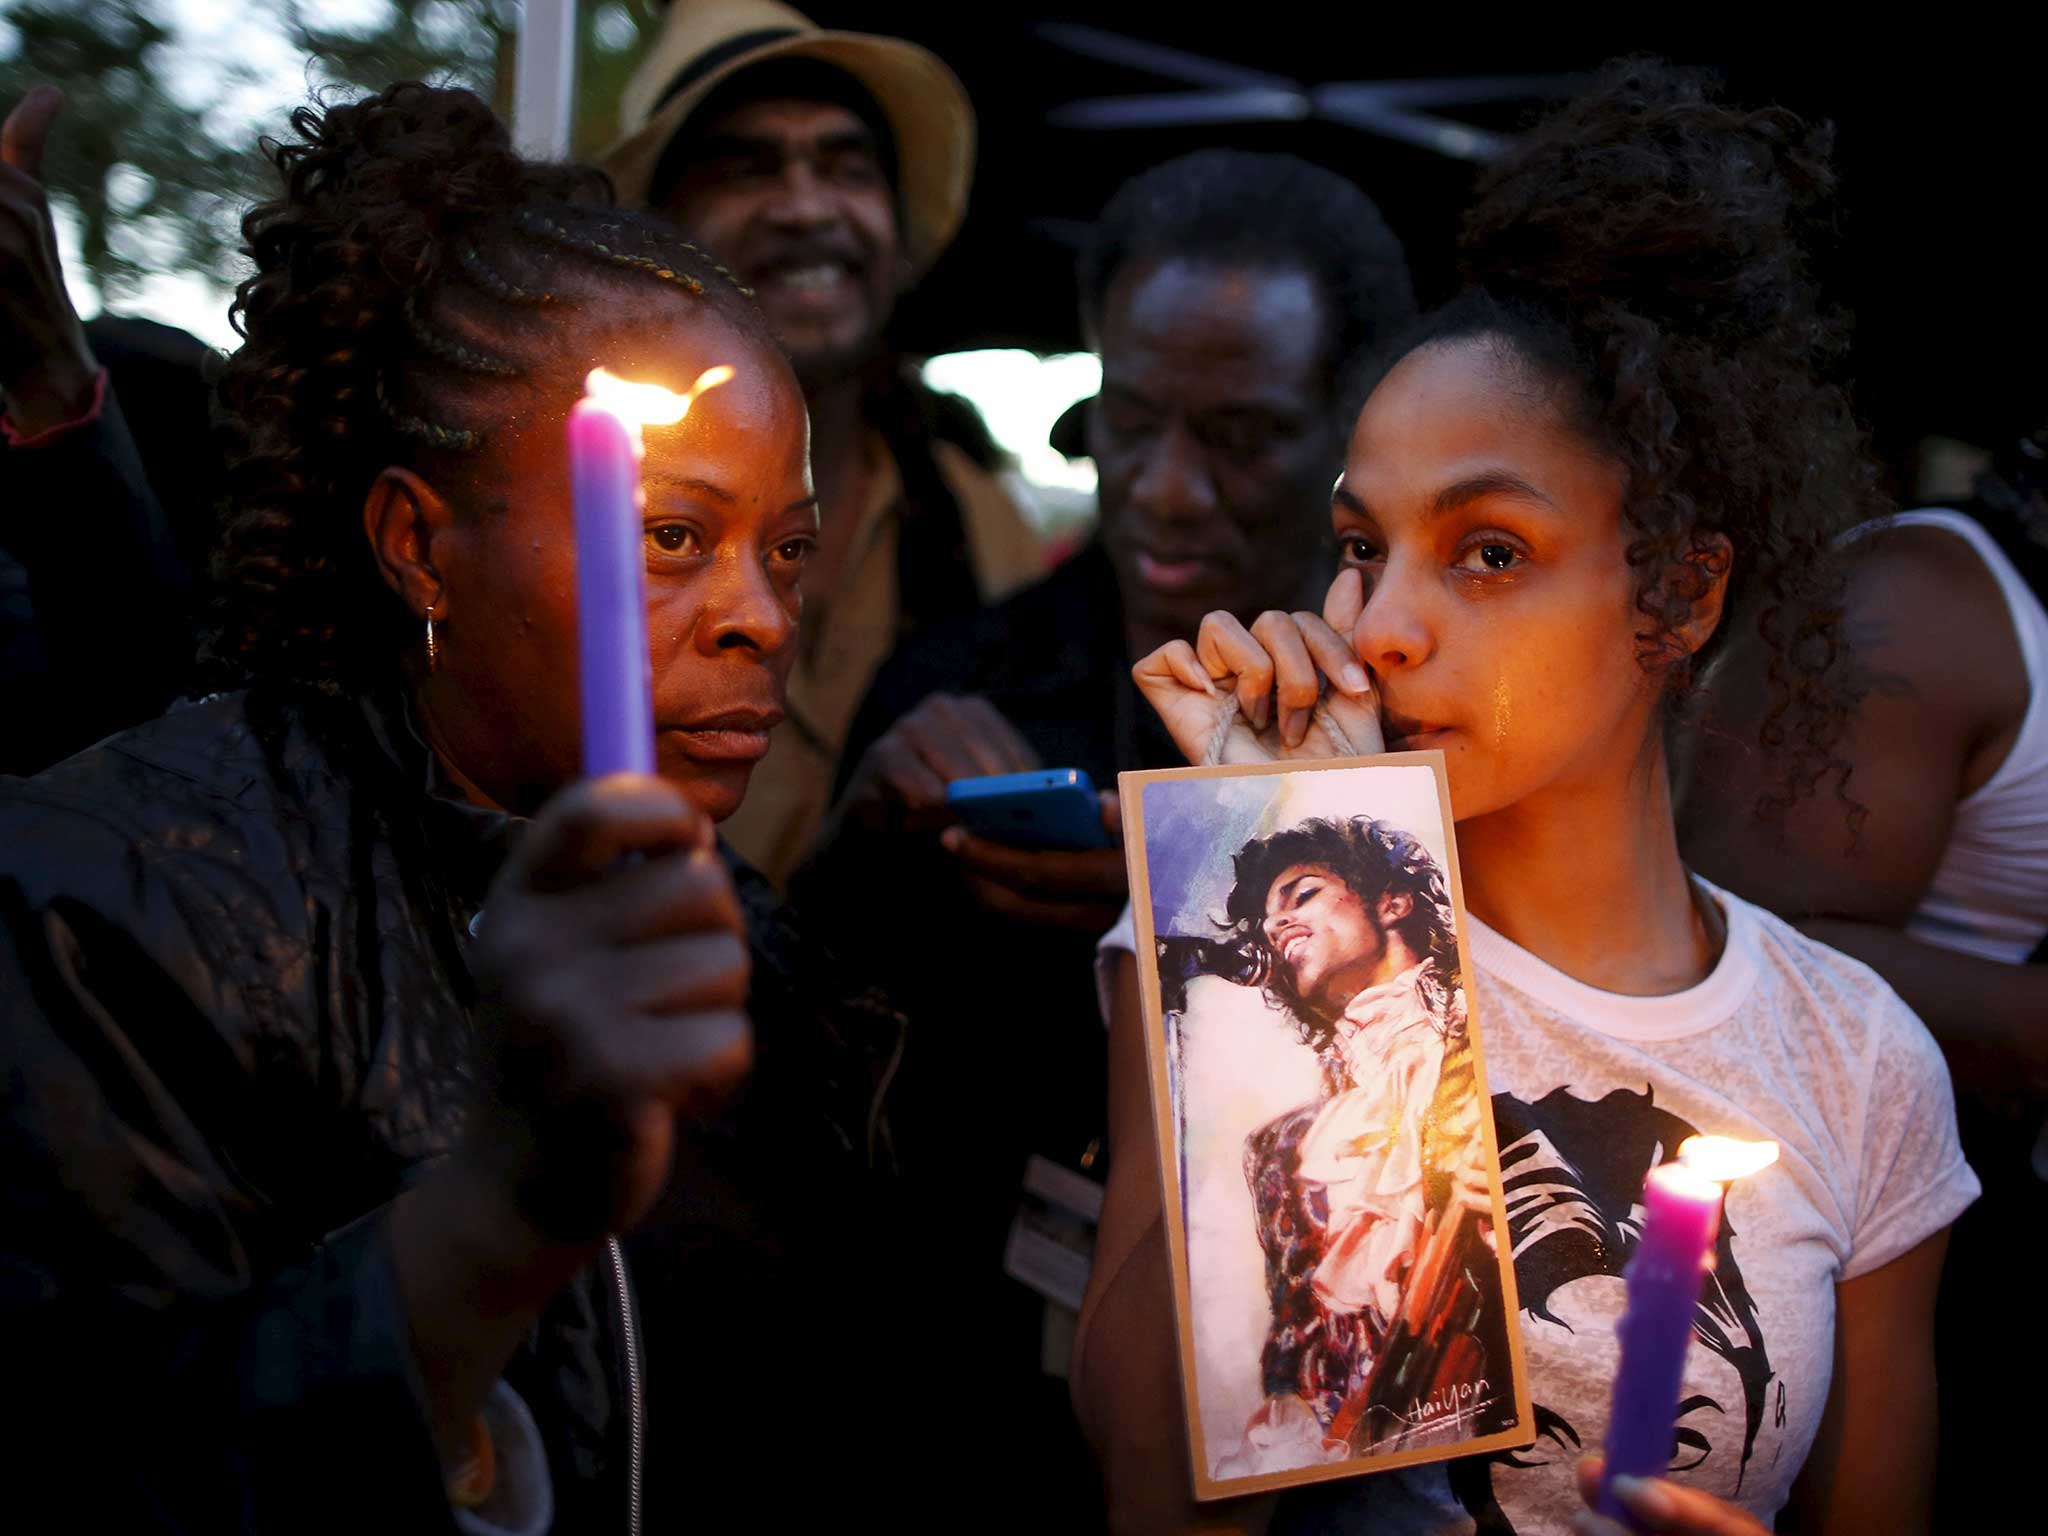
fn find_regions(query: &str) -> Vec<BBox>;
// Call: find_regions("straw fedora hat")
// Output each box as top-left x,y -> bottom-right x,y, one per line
601,0 -> 976,276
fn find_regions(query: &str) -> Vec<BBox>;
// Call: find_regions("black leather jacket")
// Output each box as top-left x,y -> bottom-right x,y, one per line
0,686 -> 905,1532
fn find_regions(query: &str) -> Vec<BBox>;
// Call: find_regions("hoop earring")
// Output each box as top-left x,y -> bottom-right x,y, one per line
425,606 -> 439,673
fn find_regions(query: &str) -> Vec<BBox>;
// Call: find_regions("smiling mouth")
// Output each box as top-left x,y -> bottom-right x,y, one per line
1281,934 -> 1310,967
753,259 -> 860,296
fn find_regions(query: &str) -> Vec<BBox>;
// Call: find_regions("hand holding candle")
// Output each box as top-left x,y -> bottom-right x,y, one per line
568,365 -> 735,777
1594,1136 -> 1778,1532
1573,1453 -> 1775,1536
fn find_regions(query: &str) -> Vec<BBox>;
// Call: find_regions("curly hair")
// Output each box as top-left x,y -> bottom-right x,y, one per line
1222,816 -> 1460,1050
208,83 -> 774,691
1394,60 -> 1886,822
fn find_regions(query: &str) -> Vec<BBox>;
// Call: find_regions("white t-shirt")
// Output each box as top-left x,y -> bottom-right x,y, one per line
1099,882 -> 1977,1535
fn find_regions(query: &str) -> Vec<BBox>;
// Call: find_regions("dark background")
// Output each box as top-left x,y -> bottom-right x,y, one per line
799,7 -> 2045,475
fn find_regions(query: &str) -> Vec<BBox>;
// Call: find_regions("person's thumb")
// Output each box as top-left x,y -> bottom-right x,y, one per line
2,85 -> 63,182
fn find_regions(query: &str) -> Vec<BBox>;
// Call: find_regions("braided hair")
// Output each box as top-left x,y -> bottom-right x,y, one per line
210,82 -> 772,691
1391,60 -> 1886,822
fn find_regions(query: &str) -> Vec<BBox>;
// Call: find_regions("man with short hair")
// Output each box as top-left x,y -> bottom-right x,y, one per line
604,0 -> 1045,886
802,147 -> 1417,1522
829,148 -> 1416,936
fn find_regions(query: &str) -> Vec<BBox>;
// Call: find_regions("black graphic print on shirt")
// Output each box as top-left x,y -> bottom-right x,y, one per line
1449,1086 -> 1775,1535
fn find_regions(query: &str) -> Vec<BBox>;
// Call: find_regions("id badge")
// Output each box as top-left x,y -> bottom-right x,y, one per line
1002,1152 -> 1104,1313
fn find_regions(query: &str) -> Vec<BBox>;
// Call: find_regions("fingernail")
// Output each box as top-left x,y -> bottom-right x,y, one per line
1283,709 -> 1306,748
1341,664 -> 1371,695
1613,1476 -> 1673,1520
1251,697 -> 1270,731
940,827 -> 963,852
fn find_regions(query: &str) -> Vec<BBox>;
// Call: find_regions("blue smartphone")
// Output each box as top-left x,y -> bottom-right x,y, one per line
945,768 -> 1112,851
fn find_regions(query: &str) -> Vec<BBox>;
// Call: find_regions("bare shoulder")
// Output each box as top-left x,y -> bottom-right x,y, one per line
1682,519 -> 2028,918
1843,522 -> 2027,722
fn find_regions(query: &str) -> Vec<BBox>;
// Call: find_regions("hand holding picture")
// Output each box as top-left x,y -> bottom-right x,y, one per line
1133,570 -> 1385,766
1119,758 -> 1529,1496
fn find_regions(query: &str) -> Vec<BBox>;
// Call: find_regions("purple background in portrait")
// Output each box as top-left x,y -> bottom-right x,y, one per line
1141,764 -> 1451,944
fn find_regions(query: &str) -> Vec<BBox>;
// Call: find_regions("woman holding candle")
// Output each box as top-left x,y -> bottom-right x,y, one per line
1082,61 -> 1978,1535
0,84 -> 911,1530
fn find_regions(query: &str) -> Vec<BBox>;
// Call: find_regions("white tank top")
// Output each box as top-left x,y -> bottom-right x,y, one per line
1861,509 -> 2048,963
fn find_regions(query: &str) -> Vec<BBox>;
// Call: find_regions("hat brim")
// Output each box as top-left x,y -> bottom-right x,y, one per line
599,31 -> 975,278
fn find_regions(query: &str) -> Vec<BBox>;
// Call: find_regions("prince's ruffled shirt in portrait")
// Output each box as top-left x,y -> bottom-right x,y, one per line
1223,960 -> 1476,1473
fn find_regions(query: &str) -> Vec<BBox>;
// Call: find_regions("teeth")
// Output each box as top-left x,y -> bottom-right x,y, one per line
770,264 -> 842,291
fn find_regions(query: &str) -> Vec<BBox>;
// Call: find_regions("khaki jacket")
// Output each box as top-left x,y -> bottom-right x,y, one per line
720,434 -> 1044,886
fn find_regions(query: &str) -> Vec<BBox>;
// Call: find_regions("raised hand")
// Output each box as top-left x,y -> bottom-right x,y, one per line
1132,568 -> 1384,766
466,774 -> 752,1243
388,774 -> 753,1476
0,86 -> 98,434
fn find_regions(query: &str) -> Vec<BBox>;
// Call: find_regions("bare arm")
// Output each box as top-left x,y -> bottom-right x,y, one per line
1681,525 -> 2039,1095
1780,1230 -> 1948,1535
1071,951 -> 1274,1536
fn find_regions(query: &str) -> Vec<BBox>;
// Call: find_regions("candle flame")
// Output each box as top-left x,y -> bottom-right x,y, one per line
1677,1135 -> 1779,1184
582,365 -> 736,442
584,368 -> 691,427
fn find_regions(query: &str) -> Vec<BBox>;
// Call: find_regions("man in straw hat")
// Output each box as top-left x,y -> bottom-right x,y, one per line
604,1 -> 1047,888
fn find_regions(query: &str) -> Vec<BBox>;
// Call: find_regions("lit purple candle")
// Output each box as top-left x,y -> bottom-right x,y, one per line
1596,1136 -> 1777,1530
568,366 -> 733,777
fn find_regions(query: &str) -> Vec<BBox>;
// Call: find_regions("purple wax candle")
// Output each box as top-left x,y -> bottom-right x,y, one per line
568,393 -> 656,777
1595,1162 -> 1720,1527
1597,1138 -> 1776,1530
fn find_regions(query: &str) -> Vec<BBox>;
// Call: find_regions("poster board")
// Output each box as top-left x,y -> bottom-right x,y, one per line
1119,753 -> 1533,1499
